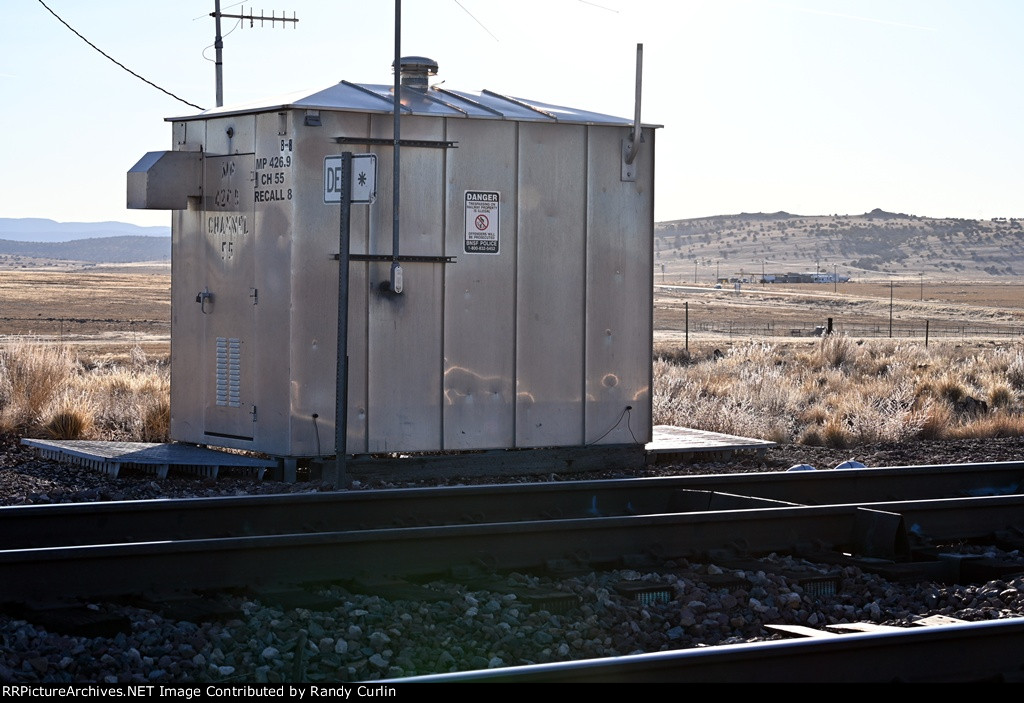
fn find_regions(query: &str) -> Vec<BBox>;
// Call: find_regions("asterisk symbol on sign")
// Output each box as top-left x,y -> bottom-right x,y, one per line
357,172 -> 367,187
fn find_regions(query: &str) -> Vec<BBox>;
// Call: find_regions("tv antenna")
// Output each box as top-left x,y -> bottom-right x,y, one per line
210,2 -> 298,107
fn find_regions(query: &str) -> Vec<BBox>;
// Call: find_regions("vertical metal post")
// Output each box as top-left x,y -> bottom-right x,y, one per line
214,0 -> 224,107
335,153 -> 352,461
624,43 -> 644,166
685,301 -> 689,351
889,281 -> 894,338
391,0 -> 402,287
925,319 -> 930,348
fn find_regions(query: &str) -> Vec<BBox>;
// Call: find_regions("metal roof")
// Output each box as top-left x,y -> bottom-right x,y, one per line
169,79 -> 661,128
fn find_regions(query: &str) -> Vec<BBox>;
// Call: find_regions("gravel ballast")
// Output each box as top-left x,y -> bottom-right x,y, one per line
2,434 -> 1024,683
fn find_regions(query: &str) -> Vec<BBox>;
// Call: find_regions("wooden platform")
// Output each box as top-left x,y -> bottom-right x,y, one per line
20,439 -> 277,480
21,426 -> 774,483
646,425 -> 776,461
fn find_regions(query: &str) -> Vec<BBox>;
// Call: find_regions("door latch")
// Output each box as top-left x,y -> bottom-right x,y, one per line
196,288 -> 213,314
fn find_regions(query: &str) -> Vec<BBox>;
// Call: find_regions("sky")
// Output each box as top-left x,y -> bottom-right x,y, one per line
2,0 -> 1023,228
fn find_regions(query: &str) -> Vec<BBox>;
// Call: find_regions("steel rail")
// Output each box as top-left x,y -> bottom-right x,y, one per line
1,460 -> 1022,550
387,617 -> 1024,683
1,494 -> 1023,603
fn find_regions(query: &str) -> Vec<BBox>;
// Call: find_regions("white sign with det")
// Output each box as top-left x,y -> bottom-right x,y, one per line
324,154 -> 377,204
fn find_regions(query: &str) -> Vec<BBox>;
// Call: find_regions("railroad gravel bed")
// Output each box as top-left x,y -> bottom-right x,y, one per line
3,550 -> 1024,683
2,434 -> 1024,682
5,434 -> 1024,504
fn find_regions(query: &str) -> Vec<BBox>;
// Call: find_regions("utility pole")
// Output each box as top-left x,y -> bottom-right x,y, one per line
210,3 -> 299,107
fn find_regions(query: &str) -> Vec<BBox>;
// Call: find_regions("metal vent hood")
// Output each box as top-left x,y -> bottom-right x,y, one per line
127,150 -> 202,210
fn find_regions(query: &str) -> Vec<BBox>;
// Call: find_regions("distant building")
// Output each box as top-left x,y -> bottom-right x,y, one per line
762,272 -> 851,284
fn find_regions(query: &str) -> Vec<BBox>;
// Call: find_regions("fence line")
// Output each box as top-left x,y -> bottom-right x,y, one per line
673,318 -> 1024,340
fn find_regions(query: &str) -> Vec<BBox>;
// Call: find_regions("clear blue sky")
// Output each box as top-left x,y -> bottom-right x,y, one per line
3,0 -> 1022,227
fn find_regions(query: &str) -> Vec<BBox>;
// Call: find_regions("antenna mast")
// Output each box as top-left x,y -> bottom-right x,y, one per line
211,2 -> 299,107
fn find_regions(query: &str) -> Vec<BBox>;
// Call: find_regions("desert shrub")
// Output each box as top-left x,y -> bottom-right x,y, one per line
0,342 -> 169,441
951,412 -> 1024,439
987,382 -> 1015,409
817,334 -> 853,369
935,374 -> 968,403
0,341 -> 78,432
140,396 -> 171,443
916,400 -> 952,440
797,404 -> 829,426
129,344 -> 148,369
653,343 -> 692,365
43,408 -> 93,440
88,364 -> 170,441
1006,352 -> 1024,390
821,419 -> 851,449
798,425 -> 823,446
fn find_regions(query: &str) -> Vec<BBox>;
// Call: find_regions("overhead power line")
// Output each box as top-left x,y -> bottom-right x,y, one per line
36,0 -> 205,110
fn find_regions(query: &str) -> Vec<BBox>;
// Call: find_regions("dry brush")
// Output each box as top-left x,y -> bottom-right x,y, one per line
3,337 -> 1023,450
653,336 -> 1024,448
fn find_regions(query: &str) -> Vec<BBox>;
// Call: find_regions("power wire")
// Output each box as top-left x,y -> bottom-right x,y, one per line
192,0 -> 246,21
578,0 -> 619,12
586,405 -> 639,445
36,0 -> 205,110
453,0 -> 499,42
201,19 -> 241,63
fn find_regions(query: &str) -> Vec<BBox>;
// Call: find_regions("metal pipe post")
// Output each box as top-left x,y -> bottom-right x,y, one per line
336,153 -> 352,461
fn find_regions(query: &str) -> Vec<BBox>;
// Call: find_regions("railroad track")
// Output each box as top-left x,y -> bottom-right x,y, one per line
3,459 -> 1022,550
2,462 -> 1024,682
393,617 -> 1024,683
2,464 -> 1024,603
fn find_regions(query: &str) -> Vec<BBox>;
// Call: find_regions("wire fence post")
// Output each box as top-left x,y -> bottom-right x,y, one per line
889,281 -> 893,338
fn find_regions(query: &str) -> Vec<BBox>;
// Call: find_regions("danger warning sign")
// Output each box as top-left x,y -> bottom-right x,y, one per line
465,190 -> 499,254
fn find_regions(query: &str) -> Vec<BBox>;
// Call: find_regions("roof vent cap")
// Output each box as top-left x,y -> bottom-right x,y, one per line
394,56 -> 438,90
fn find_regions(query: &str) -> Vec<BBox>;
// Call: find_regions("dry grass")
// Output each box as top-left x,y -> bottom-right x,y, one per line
653,336 -> 1024,447
3,310 -> 1024,451
0,341 -> 169,442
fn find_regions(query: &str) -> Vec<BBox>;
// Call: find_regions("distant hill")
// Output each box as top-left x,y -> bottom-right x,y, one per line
8,213 -> 1024,276
0,235 -> 169,264
655,210 -> 1024,281
0,218 -> 169,242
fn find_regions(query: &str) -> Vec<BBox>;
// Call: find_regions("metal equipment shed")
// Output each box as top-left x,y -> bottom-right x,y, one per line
129,56 -> 659,471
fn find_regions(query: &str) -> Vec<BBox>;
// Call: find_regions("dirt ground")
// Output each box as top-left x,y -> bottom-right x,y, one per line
1,265 -> 1021,359
0,268 -> 170,360
653,279 -> 1024,353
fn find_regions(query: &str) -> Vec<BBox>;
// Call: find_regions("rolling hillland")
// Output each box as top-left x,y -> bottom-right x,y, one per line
656,209 -> 1024,284
0,236 -> 169,266
0,218 -> 169,269
2,212 -> 1022,282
